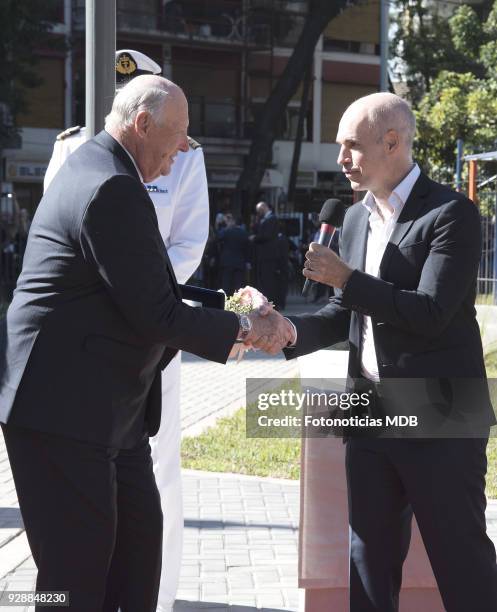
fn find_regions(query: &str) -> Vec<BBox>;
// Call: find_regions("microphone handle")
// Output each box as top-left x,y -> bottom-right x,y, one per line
301,227 -> 336,297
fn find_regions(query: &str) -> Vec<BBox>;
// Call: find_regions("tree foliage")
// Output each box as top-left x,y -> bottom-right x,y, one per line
0,0 -> 58,147
394,0 -> 497,180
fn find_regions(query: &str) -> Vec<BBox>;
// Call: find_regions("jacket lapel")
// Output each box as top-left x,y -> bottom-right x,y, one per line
379,172 -> 431,278
348,201 -> 370,272
93,130 -> 180,297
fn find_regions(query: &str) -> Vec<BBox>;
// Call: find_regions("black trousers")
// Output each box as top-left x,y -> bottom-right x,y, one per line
256,260 -> 278,304
346,436 -> 497,612
221,266 -> 244,296
2,423 -> 163,612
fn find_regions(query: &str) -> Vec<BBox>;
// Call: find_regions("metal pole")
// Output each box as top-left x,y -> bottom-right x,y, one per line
468,160 -> 478,204
86,0 -> 116,138
455,138 -> 463,192
380,0 -> 389,91
64,0 -> 73,128
494,193 -> 497,304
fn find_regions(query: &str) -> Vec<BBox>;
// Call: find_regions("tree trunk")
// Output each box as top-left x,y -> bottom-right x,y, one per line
287,61 -> 313,206
235,0 -> 351,220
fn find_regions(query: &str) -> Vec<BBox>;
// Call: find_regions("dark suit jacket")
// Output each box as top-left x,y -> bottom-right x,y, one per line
254,214 -> 279,263
285,173 -> 495,431
218,226 -> 249,270
0,131 -> 238,448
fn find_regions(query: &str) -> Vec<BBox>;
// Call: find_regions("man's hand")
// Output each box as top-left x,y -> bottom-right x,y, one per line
245,309 -> 295,355
303,242 -> 353,289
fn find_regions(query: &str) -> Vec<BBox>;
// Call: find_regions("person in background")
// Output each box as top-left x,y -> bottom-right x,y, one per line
251,201 -> 279,304
275,221 -> 291,310
217,213 -> 249,296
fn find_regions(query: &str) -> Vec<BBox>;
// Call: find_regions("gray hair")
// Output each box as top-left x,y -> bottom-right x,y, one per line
350,92 -> 416,151
105,75 -> 175,131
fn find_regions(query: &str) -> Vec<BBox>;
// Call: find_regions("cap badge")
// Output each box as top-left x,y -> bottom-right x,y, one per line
116,53 -> 137,76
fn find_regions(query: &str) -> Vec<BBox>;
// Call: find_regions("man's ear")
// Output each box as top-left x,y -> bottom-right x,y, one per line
135,111 -> 151,137
384,129 -> 399,153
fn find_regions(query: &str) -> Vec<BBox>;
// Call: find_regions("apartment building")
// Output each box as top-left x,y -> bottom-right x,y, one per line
2,0 -> 381,218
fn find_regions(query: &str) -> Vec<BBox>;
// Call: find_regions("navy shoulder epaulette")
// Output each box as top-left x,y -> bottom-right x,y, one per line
188,136 -> 202,150
56,125 -> 82,141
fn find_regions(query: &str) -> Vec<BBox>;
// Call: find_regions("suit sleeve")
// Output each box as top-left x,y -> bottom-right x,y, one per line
341,198 -> 481,338
254,217 -> 278,243
79,174 -> 238,362
167,149 -> 209,284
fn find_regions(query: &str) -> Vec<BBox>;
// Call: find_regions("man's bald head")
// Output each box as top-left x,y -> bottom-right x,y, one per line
336,93 -> 417,196
256,201 -> 270,218
343,92 -> 416,152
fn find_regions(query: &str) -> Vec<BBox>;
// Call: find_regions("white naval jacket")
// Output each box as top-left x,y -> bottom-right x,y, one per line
43,127 -> 209,284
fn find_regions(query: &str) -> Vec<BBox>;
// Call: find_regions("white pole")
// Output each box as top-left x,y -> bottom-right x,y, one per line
380,0 -> 389,91
86,0 -> 116,138
64,0 -> 72,128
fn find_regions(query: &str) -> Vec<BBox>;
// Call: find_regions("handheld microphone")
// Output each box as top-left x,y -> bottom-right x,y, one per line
302,198 -> 347,297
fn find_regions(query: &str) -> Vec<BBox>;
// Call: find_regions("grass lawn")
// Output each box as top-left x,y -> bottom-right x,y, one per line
182,352 -> 497,498
181,406 -> 301,480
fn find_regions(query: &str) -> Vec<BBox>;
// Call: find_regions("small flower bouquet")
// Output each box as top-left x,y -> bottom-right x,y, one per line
224,286 -> 273,362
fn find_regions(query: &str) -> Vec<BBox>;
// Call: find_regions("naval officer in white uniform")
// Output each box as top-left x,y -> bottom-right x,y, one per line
43,49 -> 209,612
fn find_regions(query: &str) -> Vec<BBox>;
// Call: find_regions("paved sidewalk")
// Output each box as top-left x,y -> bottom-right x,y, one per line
0,296 -> 316,611
1,296 -> 497,611
176,470 -> 299,611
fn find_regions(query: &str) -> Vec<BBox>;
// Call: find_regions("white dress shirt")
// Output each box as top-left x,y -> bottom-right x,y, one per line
360,163 -> 421,381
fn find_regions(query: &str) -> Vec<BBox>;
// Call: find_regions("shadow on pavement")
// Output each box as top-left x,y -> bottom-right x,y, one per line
184,519 -> 296,532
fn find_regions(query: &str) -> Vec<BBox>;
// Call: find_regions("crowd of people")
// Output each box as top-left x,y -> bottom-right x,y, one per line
0,193 -> 31,302
197,201 -> 329,310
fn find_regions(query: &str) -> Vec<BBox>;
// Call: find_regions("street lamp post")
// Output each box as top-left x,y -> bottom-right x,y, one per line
380,0 -> 389,91
86,0 -> 116,138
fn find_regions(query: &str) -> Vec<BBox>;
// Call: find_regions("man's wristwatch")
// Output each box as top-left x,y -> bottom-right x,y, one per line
237,314 -> 252,341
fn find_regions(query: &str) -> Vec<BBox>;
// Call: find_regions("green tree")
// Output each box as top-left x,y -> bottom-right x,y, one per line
395,1 -> 497,180
391,0 -> 469,105
417,0 -> 497,181
0,0 -> 58,148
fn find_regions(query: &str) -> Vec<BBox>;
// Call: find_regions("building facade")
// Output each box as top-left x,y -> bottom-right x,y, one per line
1,0 -> 381,219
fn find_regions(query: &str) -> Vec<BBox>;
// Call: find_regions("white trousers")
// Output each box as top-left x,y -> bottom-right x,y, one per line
150,351 -> 182,612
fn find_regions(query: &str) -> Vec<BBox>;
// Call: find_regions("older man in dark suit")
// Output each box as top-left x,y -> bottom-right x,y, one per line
260,92 -> 497,611
0,75 -> 293,612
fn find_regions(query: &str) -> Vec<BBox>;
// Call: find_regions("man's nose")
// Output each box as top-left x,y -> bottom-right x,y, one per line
337,145 -> 350,166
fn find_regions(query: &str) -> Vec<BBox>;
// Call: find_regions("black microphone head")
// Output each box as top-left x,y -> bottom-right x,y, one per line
319,198 -> 346,227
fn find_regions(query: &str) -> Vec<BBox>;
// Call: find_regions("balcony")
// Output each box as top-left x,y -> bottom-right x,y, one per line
188,97 -> 312,142
72,1 -> 306,49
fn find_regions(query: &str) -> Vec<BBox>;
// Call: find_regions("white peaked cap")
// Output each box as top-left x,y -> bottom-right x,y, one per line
115,49 -> 162,85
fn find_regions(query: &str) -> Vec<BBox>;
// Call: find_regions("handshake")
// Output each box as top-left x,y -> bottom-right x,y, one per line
241,306 -> 296,355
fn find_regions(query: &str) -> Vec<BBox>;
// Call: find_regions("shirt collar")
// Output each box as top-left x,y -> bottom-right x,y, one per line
362,163 -> 421,218
106,131 -> 144,183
